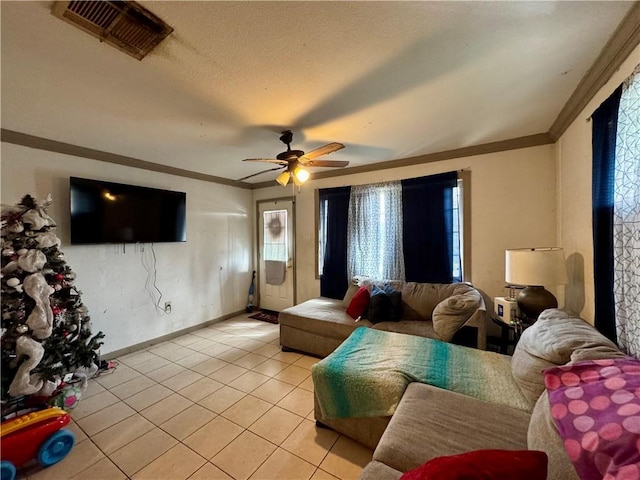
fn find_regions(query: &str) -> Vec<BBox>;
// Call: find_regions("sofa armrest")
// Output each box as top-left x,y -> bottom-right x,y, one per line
432,287 -> 486,347
463,306 -> 487,350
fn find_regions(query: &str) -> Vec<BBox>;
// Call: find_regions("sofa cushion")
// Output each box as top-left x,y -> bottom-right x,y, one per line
399,450 -> 548,480
400,282 -> 442,320
399,282 -> 481,321
432,288 -> 483,342
372,383 -> 531,473
279,297 -> 369,340
359,460 -> 403,480
511,309 -> 626,407
372,320 -> 437,339
346,286 -> 370,319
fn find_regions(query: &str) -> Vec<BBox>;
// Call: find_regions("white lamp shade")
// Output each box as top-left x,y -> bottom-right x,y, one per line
505,247 -> 568,286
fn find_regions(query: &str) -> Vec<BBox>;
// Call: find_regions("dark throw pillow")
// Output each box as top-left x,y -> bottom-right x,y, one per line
368,286 -> 390,323
399,450 -> 548,480
383,284 -> 403,321
346,286 -> 370,320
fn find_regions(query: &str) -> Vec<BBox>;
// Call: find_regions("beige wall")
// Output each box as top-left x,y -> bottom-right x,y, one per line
1,143 -> 254,355
557,44 -> 640,324
253,144 -> 557,314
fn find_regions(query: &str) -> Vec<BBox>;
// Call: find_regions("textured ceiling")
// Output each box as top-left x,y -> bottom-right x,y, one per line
0,1 -> 635,184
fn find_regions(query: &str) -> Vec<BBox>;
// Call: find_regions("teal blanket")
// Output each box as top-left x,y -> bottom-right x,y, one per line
312,327 -> 530,419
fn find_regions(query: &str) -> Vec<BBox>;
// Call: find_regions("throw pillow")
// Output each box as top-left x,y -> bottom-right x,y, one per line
432,290 -> 481,341
399,450 -> 548,480
383,284 -> 403,321
543,358 -> 640,480
346,286 -> 370,319
368,286 -> 390,324
342,283 -> 360,308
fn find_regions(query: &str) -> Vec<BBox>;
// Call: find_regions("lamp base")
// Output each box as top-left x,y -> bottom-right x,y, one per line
517,286 -> 557,322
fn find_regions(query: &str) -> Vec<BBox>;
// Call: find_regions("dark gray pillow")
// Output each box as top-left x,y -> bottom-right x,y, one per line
368,286 -> 390,323
383,284 -> 402,321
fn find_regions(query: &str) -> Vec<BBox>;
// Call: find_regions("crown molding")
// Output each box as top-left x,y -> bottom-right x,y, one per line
251,132 -> 553,189
0,129 -> 252,190
549,1 -> 640,141
1,128 -> 552,191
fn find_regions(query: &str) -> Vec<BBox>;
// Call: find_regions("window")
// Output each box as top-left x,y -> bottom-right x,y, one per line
318,197 -> 328,276
451,182 -> 462,281
318,171 -> 463,294
347,181 -> 405,281
263,209 -> 287,262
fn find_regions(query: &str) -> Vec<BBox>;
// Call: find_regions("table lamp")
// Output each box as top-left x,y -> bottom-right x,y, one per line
505,247 -> 568,321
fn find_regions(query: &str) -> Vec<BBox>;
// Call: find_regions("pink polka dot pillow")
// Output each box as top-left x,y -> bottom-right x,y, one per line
543,358 -> 640,480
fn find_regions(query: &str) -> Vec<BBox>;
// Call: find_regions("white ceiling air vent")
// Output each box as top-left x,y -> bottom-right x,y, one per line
52,1 -> 173,60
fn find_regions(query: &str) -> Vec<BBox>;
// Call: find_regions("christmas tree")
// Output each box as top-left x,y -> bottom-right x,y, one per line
1,194 -> 104,410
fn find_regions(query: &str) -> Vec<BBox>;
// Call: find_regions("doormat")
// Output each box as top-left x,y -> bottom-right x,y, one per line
248,309 -> 279,324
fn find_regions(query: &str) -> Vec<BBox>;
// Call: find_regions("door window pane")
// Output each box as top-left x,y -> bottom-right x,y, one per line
263,209 -> 287,261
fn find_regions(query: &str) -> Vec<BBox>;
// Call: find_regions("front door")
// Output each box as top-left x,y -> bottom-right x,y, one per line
258,199 -> 295,311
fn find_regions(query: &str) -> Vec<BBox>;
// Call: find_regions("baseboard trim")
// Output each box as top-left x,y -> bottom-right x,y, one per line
102,309 -> 247,359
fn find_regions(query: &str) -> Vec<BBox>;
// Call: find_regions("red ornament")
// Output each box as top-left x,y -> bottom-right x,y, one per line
52,306 -> 60,315
54,274 -> 64,282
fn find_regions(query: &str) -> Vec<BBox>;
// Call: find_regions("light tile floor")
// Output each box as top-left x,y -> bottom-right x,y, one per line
20,314 -> 373,480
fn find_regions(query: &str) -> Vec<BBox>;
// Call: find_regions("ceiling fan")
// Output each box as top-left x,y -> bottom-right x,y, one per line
239,130 -> 348,186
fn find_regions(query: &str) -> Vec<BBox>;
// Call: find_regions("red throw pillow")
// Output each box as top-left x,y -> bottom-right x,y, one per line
346,286 -> 370,319
399,450 -> 548,480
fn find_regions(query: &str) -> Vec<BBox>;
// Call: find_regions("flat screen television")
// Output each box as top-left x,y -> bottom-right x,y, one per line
69,177 -> 186,244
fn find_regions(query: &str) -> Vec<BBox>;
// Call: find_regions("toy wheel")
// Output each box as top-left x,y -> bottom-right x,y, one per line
37,429 -> 75,467
0,461 -> 16,480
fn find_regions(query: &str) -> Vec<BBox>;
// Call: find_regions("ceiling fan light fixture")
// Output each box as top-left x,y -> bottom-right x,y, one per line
294,166 -> 310,184
276,171 -> 291,186
242,131 -> 347,185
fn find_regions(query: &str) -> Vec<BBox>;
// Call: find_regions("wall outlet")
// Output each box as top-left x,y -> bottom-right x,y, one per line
164,301 -> 172,314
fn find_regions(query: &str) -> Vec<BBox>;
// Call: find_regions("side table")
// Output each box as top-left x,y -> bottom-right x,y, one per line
489,315 -> 533,355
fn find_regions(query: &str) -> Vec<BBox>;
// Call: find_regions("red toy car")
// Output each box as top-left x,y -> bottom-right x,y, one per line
1,407 -> 75,480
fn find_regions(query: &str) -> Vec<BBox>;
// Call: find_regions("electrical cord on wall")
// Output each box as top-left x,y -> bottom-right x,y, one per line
140,243 -> 165,314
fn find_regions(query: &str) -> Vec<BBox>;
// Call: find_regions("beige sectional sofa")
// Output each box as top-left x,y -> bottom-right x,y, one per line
352,309 -> 627,479
279,281 -> 487,357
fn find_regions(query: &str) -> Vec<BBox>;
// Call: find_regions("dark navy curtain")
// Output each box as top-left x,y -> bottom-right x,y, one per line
592,85 -> 622,343
319,186 -> 351,299
401,171 -> 459,283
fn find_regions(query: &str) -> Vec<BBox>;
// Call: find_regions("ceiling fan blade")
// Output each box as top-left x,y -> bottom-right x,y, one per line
299,142 -> 345,162
237,166 -> 285,181
304,160 -> 349,168
243,158 -> 289,165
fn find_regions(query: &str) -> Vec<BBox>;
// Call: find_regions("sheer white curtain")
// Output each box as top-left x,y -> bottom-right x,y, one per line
347,181 -> 405,281
614,64 -> 640,357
